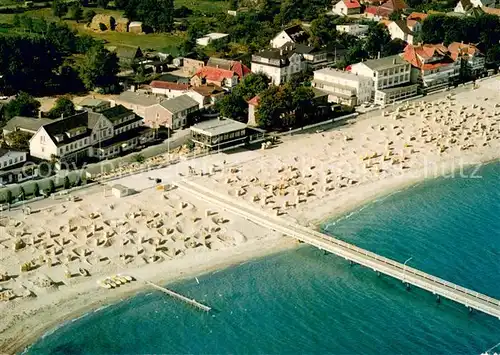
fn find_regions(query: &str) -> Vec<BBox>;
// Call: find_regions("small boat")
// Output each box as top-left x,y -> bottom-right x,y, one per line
105,278 -> 118,288
118,274 -> 133,282
97,280 -> 112,289
79,268 -> 90,277
111,276 -> 123,285
114,275 -> 128,283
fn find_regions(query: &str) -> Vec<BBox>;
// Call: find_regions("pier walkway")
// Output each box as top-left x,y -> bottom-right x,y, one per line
145,281 -> 211,312
176,179 -> 500,319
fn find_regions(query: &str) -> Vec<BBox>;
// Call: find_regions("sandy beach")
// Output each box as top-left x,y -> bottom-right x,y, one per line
1,77 -> 500,354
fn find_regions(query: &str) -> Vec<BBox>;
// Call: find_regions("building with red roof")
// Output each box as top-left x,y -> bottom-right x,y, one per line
150,80 -> 190,98
447,42 -> 485,76
364,0 -> 407,19
333,0 -> 362,15
403,43 -> 460,91
191,66 -> 239,90
206,57 -> 251,79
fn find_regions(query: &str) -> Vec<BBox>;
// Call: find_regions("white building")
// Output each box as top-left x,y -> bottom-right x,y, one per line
270,25 -> 310,49
387,20 -> 418,44
29,106 -> 154,162
336,24 -> 369,37
312,68 -> 372,106
196,33 -> 230,47
350,55 -> 418,105
448,42 -> 486,76
454,0 -> 494,12
333,0 -> 362,15
150,80 -> 189,98
0,149 -> 36,185
251,46 -> 306,85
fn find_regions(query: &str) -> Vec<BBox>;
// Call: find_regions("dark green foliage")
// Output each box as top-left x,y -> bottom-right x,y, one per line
310,14 -> 344,47
52,0 -> 68,18
63,176 -> 70,189
4,92 -> 41,119
33,182 -> 40,197
48,180 -> 55,193
78,44 -> 119,90
97,0 -> 110,8
174,5 -> 193,18
255,83 -> 316,129
216,73 -> 270,120
123,0 -> 174,32
48,96 -> 76,119
68,2 -> 83,22
4,131 -> 32,150
134,154 -> 145,163
83,9 -> 96,24
0,35 -> 63,94
6,190 -> 12,204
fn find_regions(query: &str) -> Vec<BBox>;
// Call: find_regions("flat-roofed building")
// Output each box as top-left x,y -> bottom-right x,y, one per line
190,118 -> 247,150
312,68 -> 372,106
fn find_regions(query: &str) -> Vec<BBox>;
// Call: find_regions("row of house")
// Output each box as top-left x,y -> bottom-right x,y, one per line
311,41 -> 485,106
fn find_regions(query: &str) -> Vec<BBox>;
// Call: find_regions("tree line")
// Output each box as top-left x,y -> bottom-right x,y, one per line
0,18 -> 119,96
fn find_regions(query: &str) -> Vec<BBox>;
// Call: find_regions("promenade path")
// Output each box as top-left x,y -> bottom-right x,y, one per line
176,179 -> 500,320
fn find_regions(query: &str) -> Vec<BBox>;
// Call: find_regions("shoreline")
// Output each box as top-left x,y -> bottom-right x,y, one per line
10,157 -> 500,355
2,78 -> 500,354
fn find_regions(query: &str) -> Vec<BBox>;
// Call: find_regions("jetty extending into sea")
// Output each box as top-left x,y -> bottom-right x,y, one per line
176,179 -> 500,320
145,281 -> 211,312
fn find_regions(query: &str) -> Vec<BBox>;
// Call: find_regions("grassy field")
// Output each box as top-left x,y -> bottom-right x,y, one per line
0,0 -> 231,54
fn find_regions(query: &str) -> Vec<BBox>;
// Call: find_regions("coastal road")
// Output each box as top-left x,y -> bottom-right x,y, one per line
176,179 -> 500,320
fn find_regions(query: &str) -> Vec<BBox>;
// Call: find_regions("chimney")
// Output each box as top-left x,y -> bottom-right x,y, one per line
38,111 -> 42,119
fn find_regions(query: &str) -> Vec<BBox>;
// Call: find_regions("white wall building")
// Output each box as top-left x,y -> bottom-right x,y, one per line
312,68 -> 372,106
454,0 -> 494,12
251,46 -> 306,85
270,25 -> 310,49
336,24 -> 369,37
196,33 -> 230,47
350,55 -> 418,105
333,0 -> 362,15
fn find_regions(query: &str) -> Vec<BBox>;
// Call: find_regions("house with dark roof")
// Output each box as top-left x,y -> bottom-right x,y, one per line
29,105 -> 154,162
144,94 -> 199,129
185,84 -> 226,109
251,44 -> 306,85
110,45 -> 143,66
270,25 -> 310,49
3,116 -> 53,136
0,149 -> 37,185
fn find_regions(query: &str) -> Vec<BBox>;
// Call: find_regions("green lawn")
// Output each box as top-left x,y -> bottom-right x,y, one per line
0,1 -> 229,54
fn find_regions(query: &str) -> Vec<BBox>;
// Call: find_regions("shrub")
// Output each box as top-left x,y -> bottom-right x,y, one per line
134,154 -> 145,164
63,176 -> 70,189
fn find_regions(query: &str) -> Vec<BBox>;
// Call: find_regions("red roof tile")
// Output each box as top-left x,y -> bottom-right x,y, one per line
150,81 -> 189,91
343,0 -> 361,8
231,61 -> 252,79
403,43 -> 452,70
194,67 -> 236,82
447,42 -> 481,61
407,12 -> 428,21
247,95 -> 260,106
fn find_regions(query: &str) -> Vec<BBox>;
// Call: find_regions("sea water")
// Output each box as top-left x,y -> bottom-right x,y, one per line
26,163 -> 500,354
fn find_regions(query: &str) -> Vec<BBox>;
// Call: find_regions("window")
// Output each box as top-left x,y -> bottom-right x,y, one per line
3,161 -> 6,167
93,133 -> 97,140
65,146 -> 68,152
108,128 -> 112,135
14,157 -> 18,163
40,136 -> 45,143
9,159 -> 12,165
79,141 -> 83,147
84,138 -> 88,144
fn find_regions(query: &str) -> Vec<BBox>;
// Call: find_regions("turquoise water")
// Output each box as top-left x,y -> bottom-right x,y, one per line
26,163 -> 500,354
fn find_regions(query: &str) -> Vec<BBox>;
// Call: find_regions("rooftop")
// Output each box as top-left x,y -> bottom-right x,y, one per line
315,68 -> 370,82
98,105 -> 134,122
78,98 -> 108,108
150,80 -> 190,91
3,116 -> 53,133
280,24 -> 310,44
194,66 -> 237,82
160,95 -> 199,113
342,0 -> 361,8
191,118 -> 247,136
357,55 -> 409,70
116,91 -> 161,107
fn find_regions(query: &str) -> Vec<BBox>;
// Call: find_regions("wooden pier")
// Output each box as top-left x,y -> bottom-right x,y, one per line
145,281 -> 211,312
177,179 -> 500,320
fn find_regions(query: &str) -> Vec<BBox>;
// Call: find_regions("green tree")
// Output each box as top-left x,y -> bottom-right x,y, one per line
75,34 -> 97,53
68,2 -> 83,22
52,0 -> 68,19
310,14 -> 341,47
229,0 -> 238,10
78,44 -> 119,90
389,10 -> 403,21
97,0 -> 110,8
63,176 -> 70,189
83,9 -> 96,24
486,44 -> 500,64
4,92 -> 41,119
363,23 -> 392,58
4,131 -> 32,150
48,96 -> 76,118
